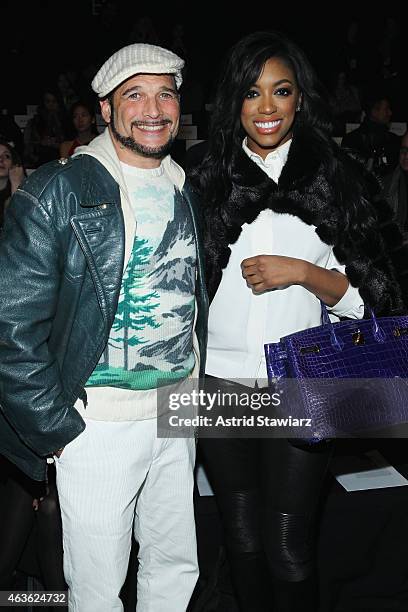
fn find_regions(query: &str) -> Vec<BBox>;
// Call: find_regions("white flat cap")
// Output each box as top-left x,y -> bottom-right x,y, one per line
91,43 -> 185,98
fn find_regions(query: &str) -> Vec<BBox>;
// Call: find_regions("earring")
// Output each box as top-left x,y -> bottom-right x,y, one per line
296,104 -> 301,112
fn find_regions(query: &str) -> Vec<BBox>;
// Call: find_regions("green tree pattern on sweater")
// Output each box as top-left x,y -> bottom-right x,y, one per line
87,183 -> 196,391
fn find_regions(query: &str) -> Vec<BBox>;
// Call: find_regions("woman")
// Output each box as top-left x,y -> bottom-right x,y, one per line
382,130 -> 408,242
56,71 -> 79,113
328,69 -> 362,134
23,88 -> 68,168
59,100 -> 98,158
0,140 -> 25,230
189,31 -> 408,611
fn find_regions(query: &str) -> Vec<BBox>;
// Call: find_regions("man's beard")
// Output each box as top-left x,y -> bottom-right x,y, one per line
110,114 -> 176,159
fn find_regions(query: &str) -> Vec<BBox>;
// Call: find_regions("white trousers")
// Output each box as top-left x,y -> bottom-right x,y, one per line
55,416 -> 197,612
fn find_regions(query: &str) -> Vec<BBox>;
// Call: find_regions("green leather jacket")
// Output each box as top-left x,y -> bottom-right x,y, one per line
0,155 -> 208,480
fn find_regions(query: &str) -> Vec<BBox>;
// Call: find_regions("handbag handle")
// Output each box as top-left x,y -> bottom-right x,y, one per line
320,302 -> 385,350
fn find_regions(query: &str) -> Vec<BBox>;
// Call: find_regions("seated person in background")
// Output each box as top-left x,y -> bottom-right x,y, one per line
382,131 -> 408,241
341,93 -> 400,178
23,88 -> 68,168
0,111 -> 24,158
0,139 -> 25,230
328,69 -> 362,135
59,100 -> 98,158
56,71 -> 79,113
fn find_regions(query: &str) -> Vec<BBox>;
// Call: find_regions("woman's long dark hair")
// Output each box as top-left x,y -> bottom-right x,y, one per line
0,139 -> 22,169
33,87 -> 69,140
190,30 -> 334,204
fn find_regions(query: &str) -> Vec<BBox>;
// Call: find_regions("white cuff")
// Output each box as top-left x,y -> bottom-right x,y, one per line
327,283 -> 364,319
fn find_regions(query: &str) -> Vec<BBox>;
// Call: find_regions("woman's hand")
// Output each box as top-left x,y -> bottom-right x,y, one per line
241,255 -> 307,292
241,254 -> 349,306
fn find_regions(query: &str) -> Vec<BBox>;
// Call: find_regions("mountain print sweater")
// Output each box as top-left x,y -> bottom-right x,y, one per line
87,162 -> 196,390
71,129 -> 199,421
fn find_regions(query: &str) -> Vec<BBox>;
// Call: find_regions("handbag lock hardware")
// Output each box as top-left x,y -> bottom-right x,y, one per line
352,330 -> 365,345
300,345 -> 320,354
393,327 -> 408,337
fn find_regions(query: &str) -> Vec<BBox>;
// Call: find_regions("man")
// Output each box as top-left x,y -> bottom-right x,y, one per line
0,43 -> 208,610
382,130 -> 408,241
341,93 -> 400,178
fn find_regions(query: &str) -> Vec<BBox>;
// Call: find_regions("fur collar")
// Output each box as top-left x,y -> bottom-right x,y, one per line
204,126 -> 408,316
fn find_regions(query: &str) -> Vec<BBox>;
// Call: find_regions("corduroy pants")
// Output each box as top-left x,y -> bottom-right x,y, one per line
55,415 -> 197,611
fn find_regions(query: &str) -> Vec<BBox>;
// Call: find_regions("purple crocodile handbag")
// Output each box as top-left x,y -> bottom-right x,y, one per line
264,304 -> 408,441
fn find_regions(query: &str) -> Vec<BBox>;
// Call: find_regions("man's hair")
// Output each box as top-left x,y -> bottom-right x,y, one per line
363,92 -> 391,116
105,92 -> 114,108
189,30 -> 333,205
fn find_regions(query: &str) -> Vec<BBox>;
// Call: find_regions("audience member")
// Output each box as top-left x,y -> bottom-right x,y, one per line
23,88 -> 68,168
59,100 -> 98,158
75,63 -> 99,102
341,93 -> 400,177
0,109 -> 24,158
375,17 -> 406,121
0,139 -> 25,230
336,20 -> 366,87
329,70 -> 362,134
56,71 -> 80,113
382,131 -> 408,240
376,16 -> 402,81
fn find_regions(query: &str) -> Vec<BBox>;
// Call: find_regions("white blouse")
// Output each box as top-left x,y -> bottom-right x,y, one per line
206,138 -> 364,384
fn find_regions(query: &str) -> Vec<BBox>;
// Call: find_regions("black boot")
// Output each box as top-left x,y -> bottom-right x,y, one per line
227,550 -> 272,612
218,489 -> 272,611
272,575 -> 317,612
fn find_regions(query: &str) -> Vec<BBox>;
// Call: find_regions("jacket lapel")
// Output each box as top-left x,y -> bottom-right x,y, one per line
71,155 -> 125,327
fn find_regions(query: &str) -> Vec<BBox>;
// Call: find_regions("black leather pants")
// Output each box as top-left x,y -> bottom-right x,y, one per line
199,381 -> 332,611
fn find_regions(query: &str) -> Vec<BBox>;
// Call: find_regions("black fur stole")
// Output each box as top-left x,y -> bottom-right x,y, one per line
204,128 -> 408,316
